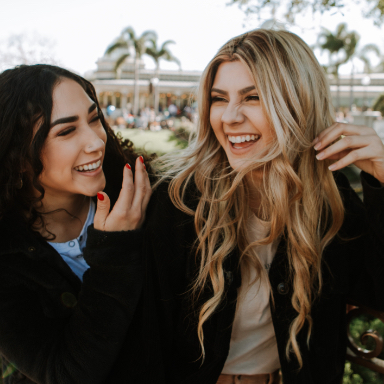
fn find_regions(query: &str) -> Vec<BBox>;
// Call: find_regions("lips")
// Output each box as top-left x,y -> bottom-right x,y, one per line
74,160 -> 102,172
227,134 -> 261,150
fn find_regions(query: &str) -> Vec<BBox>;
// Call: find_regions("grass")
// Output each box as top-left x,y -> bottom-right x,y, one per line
115,128 -> 181,155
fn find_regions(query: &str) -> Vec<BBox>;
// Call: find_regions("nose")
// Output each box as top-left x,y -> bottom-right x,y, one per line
221,102 -> 244,126
84,130 -> 105,155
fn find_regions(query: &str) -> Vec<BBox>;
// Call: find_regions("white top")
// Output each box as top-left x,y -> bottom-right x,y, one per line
222,213 -> 280,375
48,199 -> 95,281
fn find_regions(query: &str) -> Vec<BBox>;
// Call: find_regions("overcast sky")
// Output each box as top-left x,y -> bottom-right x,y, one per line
1,0 -> 383,75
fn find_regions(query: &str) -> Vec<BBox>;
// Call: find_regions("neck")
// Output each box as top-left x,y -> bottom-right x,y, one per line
35,192 -> 90,241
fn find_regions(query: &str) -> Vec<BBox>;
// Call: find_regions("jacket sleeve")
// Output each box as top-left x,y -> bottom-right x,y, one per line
333,171 -> 384,311
0,226 -> 143,384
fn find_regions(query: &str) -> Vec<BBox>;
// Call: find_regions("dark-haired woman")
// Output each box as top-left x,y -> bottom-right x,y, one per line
0,64 -> 151,383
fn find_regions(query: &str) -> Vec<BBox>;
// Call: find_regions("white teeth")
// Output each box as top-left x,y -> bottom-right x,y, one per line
228,135 -> 260,143
75,160 -> 102,172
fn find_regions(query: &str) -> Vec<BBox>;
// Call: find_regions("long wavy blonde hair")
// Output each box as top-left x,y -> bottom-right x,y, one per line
154,29 -> 344,367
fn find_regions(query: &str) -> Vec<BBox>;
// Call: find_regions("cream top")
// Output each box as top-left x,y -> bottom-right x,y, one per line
222,213 -> 280,375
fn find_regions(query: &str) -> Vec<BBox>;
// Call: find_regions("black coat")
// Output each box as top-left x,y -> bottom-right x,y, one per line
129,170 -> 384,384
1,170 -> 383,384
0,204 -> 143,383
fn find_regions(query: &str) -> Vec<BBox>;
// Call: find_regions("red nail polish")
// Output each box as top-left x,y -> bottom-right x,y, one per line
97,192 -> 104,201
126,163 -> 131,169
139,156 -> 144,164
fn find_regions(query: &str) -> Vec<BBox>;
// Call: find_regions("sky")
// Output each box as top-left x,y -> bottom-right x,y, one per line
1,0 -> 384,76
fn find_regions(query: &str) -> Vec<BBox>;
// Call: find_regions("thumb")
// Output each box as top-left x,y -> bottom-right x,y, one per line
94,192 -> 111,231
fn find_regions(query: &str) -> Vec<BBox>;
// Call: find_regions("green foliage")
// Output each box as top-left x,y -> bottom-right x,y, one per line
228,0 -> 384,26
168,127 -> 191,149
344,314 -> 384,383
343,362 -> 364,384
373,94 -> 384,116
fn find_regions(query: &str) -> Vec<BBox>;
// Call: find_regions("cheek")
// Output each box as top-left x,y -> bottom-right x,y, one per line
210,108 -> 224,139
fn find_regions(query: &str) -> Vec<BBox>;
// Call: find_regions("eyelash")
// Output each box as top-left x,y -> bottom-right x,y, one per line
211,95 -> 260,103
57,115 -> 101,137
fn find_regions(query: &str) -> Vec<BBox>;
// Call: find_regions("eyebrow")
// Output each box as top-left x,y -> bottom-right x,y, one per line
211,85 -> 257,96
50,103 -> 98,128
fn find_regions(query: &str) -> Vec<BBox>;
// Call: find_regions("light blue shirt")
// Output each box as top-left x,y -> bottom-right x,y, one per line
48,199 -> 95,281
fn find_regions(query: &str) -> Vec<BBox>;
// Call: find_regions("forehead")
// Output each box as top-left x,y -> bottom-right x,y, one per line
51,79 -> 93,119
212,61 -> 255,90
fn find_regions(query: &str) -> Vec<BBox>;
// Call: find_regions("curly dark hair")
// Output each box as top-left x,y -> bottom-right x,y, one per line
0,64 -> 143,231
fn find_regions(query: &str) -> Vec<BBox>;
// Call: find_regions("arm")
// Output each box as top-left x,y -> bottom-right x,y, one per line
0,229 -> 142,384
314,123 -> 384,310
0,157 -> 151,383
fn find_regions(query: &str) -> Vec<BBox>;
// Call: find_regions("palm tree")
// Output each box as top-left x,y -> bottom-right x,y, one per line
105,27 -> 157,115
316,23 -> 357,110
347,42 -> 380,108
146,38 -> 181,113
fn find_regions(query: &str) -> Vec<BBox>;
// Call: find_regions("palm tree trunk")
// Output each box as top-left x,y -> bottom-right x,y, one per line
133,57 -> 140,116
349,62 -> 354,110
154,65 -> 160,114
336,70 -> 340,112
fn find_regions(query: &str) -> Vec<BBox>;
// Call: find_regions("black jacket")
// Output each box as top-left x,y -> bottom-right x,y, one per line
129,170 -> 384,384
1,171 -> 383,384
0,204 -> 143,383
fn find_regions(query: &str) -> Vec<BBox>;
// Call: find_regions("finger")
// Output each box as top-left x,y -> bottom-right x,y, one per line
328,147 -> 371,171
141,165 -> 152,212
315,135 -> 372,161
314,123 -> 373,151
131,156 -> 148,211
111,163 -> 135,216
312,122 -> 338,145
94,192 -> 111,231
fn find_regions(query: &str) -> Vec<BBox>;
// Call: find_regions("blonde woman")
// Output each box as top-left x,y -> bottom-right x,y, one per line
136,29 -> 384,384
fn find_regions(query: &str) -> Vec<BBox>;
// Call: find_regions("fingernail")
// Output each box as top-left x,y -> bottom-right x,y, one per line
314,142 -> 322,151
316,152 -> 325,160
126,163 -> 131,169
139,156 -> 144,164
328,164 -> 336,171
97,192 -> 104,201
143,164 -> 146,169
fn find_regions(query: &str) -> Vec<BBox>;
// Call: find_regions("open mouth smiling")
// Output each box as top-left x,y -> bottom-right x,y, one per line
74,160 -> 102,172
227,134 -> 260,150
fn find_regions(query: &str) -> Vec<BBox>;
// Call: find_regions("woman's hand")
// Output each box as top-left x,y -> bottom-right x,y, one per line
313,122 -> 384,183
94,156 -> 151,231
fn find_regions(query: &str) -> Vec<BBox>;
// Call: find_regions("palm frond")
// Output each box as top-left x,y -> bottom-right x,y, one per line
105,40 -> 128,55
114,53 -> 130,72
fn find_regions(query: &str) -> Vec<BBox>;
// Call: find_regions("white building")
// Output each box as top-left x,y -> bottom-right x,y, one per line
87,52 -> 384,113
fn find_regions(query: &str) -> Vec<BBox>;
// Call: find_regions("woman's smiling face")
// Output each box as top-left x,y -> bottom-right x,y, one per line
38,79 -> 107,199
210,60 -> 274,171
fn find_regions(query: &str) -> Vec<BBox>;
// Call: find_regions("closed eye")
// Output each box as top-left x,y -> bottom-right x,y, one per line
211,96 -> 227,103
245,95 -> 260,101
58,127 -> 75,137
90,114 -> 101,123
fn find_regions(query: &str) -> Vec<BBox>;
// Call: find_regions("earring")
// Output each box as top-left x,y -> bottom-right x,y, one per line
15,175 -> 23,189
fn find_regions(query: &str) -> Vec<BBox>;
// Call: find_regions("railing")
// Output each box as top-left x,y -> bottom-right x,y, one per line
346,301 -> 384,375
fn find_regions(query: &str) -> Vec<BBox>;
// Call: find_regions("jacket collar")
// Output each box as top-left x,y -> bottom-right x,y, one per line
0,211 -> 46,257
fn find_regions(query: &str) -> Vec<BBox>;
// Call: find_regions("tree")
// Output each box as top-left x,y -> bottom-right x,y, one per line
146,38 -> 181,113
105,27 -> 157,115
315,23 -> 358,110
0,32 -> 60,72
348,42 -> 380,108
373,94 -> 384,116
228,0 -> 384,27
